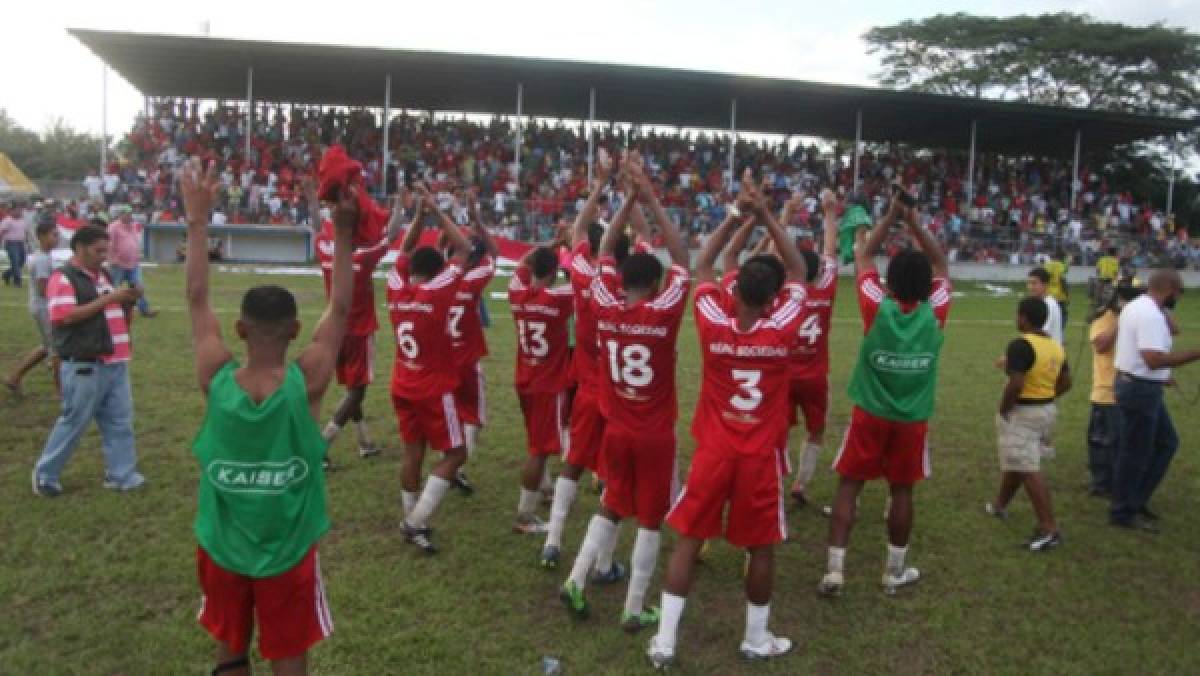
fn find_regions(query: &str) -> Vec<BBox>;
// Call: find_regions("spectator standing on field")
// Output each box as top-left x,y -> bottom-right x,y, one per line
107,207 -> 159,318
5,217 -> 62,395
31,224 -> 146,497
1,204 -> 30,287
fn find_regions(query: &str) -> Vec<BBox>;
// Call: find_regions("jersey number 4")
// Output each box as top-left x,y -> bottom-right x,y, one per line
797,314 -> 822,345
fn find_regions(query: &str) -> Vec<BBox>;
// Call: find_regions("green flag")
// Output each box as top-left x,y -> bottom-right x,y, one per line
838,204 -> 873,264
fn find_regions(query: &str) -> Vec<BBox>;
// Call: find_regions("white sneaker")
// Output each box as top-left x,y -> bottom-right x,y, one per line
739,632 -> 794,661
817,571 -> 844,597
881,567 -> 921,595
645,635 -> 675,670
358,443 -> 380,458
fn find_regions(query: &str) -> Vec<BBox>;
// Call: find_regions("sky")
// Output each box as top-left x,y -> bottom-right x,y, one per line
3,0 -> 1198,137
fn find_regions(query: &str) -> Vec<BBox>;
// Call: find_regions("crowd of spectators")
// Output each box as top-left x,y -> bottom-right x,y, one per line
26,98 -> 1196,268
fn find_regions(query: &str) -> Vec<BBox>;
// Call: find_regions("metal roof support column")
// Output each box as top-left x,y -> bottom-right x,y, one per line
1070,129 -> 1082,214
852,108 -> 862,193
245,66 -> 254,164
966,119 -> 977,205
587,86 -> 596,185
515,83 -> 524,195
381,74 -> 391,197
1166,134 -> 1178,216
101,65 -> 108,175
728,98 -> 737,190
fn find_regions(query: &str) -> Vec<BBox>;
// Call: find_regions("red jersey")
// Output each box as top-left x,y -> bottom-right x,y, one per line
508,266 -> 575,394
386,254 -> 463,399
450,256 -> 495,366
569,242 -> 601,391
692,281 -> 806,457
791,255 -> 838,380
857,270 -> 951,331
590,256 -> 690,436
315,221 -> 388,336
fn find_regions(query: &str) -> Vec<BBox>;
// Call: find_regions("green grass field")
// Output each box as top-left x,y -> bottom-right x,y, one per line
2,265 -> 1199,675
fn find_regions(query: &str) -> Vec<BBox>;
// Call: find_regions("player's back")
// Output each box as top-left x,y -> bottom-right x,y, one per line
569,245 -> 602,389
509,267 -> 574,394
315,224 -> 388,336
386,255 -> 462,399
792,255 -> 838,380
450,256 -> 495,365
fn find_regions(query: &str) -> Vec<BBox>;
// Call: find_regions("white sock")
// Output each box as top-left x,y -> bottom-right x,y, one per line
827,546 -> 846,574
655,592 -> 686,654
624,528 -> 660,617
546,477 -> 578,548
465,424 -> 479,459
595,521 -> 622,575
354,420 -> 373,447
567,515 -> 615,590
886,543 -> 907,575
407,476 -> 452,529
798,441 -> 821,487
518,488 -> 540,518
401,490 -> 418,517
744,602 -> 770,645
322,421 -> 342,443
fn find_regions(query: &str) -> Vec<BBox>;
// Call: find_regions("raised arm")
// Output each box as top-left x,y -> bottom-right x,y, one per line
467,188 -> 499,258
399,192 -> 426,253
180,157 -> 233,393
629,152 -> 687,267
297,185 -> 356,404
697,211 -> 743,285
721,212 -> 756,274
599,186 -> 638,258
302,175 -> 322,232
855,196 -> 898,273
421,184 -> 471,266
903,203 -> 949,279
743,170 -> 805,283
819,189 -> 838,258
572,148 -> 613,247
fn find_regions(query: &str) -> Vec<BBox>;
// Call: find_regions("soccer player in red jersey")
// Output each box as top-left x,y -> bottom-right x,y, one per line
387,185 -> 473,554
307,178 -> 405,466
648,171 -> 808,669
560,153 -> 689,633
818,189 -> 951,596
444,192 -> 498,495
508,247 -> 575,534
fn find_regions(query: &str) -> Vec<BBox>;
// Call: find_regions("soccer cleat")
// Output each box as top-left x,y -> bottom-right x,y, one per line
645,636 -> 676,670
984,502 -> 1007,519
881,567 -> 921,595
453,469 -> 474,496
1110,517 -> 1160,534
817,571 -> 844,597
790,487 -> 808,508
820,505 -> 833,518
32,469 -> 61,498
513,515 -> 550,535
621,606 -> 660,634
559,581 -> 590,619
102,472 -> 146,492
540,545 -> 560,570
590,561 -> 628,586
321,456 -> 334,472
358,443 -> 380,458
739,632 -> 794,661
1027,530 -> 1062,552
402,522 -> 438,555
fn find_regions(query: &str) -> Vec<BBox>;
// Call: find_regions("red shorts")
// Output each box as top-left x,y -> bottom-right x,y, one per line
196,546 -> 332,661
600,427 -> 676,528
833,406 -> 930,485
518,390 -> 566,456
667,446 -> 786,548
566,386 -> 606,473
336,334 -> 375,388
788,375 -> 829,435
454,360 -> 486,427
392,391 -> 464,450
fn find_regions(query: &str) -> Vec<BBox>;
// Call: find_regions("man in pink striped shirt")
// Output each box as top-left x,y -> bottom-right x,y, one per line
107,208 -> 159,318
32,223 -> 146,497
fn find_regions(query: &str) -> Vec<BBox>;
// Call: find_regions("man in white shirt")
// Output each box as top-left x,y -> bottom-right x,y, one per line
1026,268 -> 1063,344
1110,270 -> 1199,532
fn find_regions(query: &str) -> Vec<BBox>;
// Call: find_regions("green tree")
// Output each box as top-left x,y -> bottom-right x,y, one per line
0,109 -> 106,180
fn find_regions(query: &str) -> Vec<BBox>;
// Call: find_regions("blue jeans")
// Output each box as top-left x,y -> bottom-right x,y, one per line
1086,403 -> 1121,493
34,361 -> 140,486
4,241 -> 26,286
109,265 -> 151,315
1110,376 -> 1178,523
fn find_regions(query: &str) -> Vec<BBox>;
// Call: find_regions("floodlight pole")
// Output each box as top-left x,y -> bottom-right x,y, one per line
245,66 -> 254,163
1070,129 -> 1081,213
966,119 -> 977,205
587,86 -> 596,185
515,82 -> 524,194
852,108 -> 862,193
728,98 -> 737,189
381,74 -> 392,197
101,65 -> 108,175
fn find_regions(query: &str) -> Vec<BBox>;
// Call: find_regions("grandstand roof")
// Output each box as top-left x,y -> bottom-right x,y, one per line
71,28 -> 1196,156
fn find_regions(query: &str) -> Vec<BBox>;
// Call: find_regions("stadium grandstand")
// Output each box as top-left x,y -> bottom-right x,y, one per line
49,28 -> 1200,268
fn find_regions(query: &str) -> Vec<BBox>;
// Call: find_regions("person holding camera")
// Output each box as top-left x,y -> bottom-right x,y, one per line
31,223 -> 146,497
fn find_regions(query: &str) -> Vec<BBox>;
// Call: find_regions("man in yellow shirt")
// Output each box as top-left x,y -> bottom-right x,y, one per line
1085,285 -> 1140,497
986,297 -> 1072,552
1045,250 -> 1070,325
1096,248 -> 1120,283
